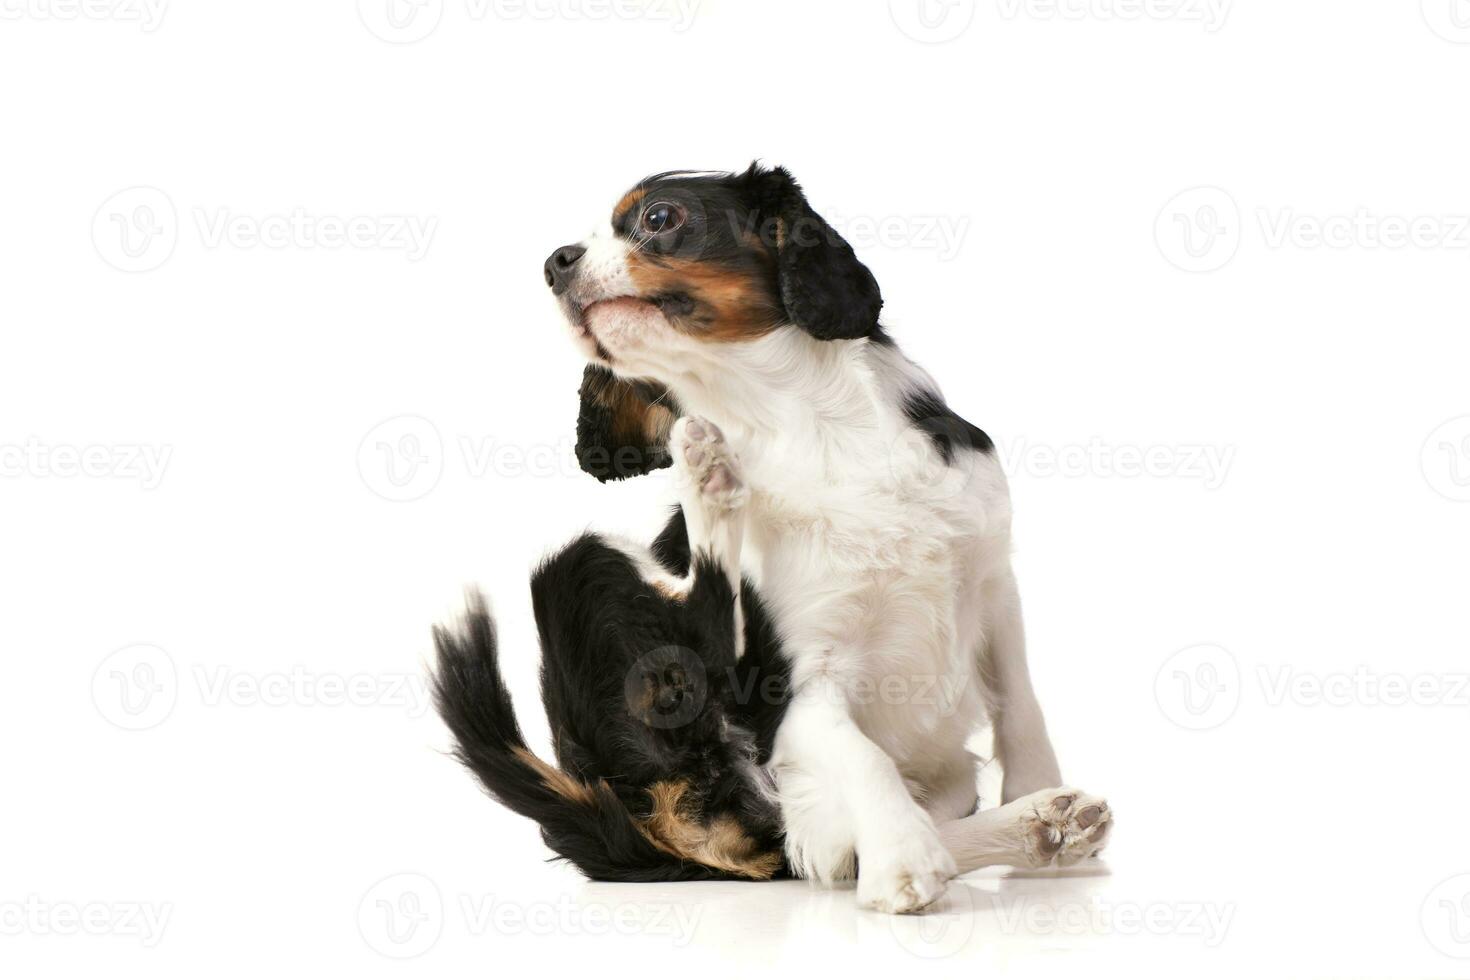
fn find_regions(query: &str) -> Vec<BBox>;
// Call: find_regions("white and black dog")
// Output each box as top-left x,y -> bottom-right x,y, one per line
432,164 -> 1111,914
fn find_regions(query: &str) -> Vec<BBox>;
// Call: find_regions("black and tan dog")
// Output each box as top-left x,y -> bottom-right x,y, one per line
434,165 -> 1111,912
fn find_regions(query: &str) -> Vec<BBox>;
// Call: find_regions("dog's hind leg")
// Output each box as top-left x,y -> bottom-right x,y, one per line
938,786 -> 1112,873
667,415 -> 749,657
978,564 -> 1063,804
955,564 -> 1113,872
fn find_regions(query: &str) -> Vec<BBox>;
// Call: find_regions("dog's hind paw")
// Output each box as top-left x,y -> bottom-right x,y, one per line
671,416 -> 747,513
1015,787 -> 1113,867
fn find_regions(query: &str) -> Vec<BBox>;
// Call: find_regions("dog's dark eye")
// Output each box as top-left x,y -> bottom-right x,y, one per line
641,203 -> 685,235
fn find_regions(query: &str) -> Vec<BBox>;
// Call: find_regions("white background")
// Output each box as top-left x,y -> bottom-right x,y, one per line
3,1 -> 1469,976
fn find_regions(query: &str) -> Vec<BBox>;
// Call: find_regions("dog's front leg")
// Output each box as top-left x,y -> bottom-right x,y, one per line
772,675 -> 958,913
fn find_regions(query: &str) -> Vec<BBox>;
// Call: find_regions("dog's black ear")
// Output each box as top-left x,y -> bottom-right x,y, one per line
575,365 -> 677,483
743,164 -> 883,340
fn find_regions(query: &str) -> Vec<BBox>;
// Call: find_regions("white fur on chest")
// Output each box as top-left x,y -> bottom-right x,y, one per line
666,334 -> 1017,774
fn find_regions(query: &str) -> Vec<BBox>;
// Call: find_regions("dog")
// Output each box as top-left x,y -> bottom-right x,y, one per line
432,164 -> 1111,913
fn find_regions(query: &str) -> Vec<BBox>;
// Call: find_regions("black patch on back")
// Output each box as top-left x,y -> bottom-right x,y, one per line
903,390 -> 995,463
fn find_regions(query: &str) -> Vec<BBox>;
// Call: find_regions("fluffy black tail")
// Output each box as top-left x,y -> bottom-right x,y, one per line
430,593 -> 729,882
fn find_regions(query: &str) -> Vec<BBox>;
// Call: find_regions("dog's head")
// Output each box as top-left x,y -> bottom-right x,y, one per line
545,164 -> 883,482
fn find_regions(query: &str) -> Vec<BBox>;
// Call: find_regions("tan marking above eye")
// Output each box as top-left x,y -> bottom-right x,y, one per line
612,187 -> 647,227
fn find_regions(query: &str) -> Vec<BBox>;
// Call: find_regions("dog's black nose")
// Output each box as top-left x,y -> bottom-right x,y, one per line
544,244 -> 586,295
